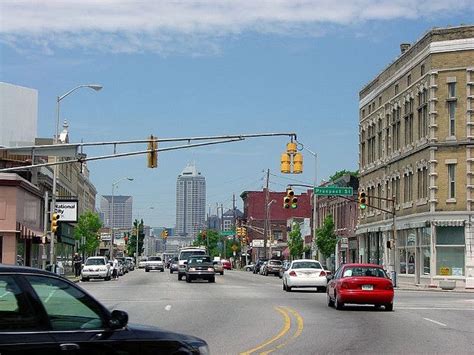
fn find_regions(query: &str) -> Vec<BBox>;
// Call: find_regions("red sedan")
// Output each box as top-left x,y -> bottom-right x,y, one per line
221,259 -> 232,270
327,263 -> 394,311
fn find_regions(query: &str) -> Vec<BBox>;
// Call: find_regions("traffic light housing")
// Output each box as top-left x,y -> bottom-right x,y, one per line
280,153 -> 291,173
358,191 -> 367,210
281,141 -> 303,174
147,134 -> 158,168
284,188 -> 298,209
161,229 -> 169,240
51,212 -> 59,234
293,152 -> 303,174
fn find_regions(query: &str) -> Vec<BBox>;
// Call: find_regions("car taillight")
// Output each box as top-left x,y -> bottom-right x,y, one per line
319,270 -> 326,277
340,282 -> 349,289
289,271 -> 297,277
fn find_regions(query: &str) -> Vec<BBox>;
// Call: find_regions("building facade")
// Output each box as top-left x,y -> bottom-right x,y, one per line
100,195 -> 133,231
241,189 -> 313,261
358,25 -> 474,288
175,163 -> 206,240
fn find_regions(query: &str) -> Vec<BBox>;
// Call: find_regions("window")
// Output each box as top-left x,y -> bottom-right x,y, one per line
448,101 -> 456,136
417,168 -> 428,199
448,82 -> 456,98
342,267 -> 387,278
378,96 -> 382,106
385,115 -> 391,155
417,89 -> 429,139
420,64 -> 425,76
407,74 -> 411,86
377,120 -> 383,159
392,177 -> 400,204
404,172 -> 413,202
397,230 -> 415,275
362,109 -> 365,118
392,107 -> 401,151
0,276 -> 42,331
420,227 -> 431,275
448,164 -> 456,199
26,275 -> 105,331
395,84 -> 399,95
404,99 -> 414,145
436,227 -> 465,276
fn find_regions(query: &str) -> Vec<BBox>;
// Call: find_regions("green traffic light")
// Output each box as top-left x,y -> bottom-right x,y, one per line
291,203 -> 297,209
360,204 -> 367,210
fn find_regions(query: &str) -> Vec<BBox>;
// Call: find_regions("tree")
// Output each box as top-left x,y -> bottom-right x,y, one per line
128,219 -> 145,257
287,222 -> 304,260
329,169 -> 358,182
193,229 -> 221,257
315,215 -> 337,258
74,211 -> 102,256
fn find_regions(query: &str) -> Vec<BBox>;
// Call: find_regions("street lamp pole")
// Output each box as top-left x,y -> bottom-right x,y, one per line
51,84 -> 102,267
110,177 -> 133,259
302,146 -> 318,260
267,200 -> 276,258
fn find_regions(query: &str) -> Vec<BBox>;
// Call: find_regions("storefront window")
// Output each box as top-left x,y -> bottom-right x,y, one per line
436,226 -> 465,276
397,230 -> 407,274
420,227 -> 431,275
16,237 -> 25,266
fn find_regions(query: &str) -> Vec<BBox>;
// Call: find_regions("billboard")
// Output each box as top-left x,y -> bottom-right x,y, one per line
54,200 -> 78,222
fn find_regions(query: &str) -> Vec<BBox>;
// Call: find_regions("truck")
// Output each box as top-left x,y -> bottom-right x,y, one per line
177,246 -> 207,281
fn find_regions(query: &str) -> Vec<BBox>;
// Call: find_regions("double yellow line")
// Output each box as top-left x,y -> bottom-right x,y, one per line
240,306 -> 304,355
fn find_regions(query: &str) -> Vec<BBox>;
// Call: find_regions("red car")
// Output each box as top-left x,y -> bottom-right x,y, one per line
327,263 -> 394,311
221,259 -> 232,270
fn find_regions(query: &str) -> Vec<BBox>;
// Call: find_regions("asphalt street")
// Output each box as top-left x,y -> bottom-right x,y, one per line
79,269 -> 474,354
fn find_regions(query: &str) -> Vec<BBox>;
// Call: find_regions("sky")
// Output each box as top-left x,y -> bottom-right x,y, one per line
1,0 -> 473,228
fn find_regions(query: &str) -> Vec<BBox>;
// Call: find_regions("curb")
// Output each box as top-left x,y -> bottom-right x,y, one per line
395,287 -> 474,294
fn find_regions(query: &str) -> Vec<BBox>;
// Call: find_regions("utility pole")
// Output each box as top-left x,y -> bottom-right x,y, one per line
263,169 -> 270,259
42,191 -> 49,270
232,193 -> 236,267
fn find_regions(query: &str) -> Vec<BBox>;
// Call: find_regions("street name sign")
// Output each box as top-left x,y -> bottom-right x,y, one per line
220,230 -> 235,236
314,186 -> 353,196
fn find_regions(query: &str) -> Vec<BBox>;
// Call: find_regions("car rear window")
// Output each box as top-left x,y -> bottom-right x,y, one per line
292,261 -> 322,269
342,267 -> 387,278
189,256 -> 211,263
148,256 -> 162,261
269,260 -> 282,265
180,250 -> 205,260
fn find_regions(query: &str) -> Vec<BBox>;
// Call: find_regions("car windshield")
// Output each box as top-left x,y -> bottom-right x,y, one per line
85,258 -> 105,266
148,256 -> 161,261
292,261 -> 322,269
180,250 -> 205,260
269,260 -> 282,265
189,256 -> 211,263
343,267 -> 387,278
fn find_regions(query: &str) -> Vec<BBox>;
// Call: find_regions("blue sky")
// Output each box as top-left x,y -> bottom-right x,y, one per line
1,1 -> 473,227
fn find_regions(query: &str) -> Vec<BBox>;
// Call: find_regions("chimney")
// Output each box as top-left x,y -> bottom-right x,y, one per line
400,43 -> 411,54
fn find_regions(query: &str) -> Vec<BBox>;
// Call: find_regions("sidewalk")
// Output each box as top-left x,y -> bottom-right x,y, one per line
396,283 -> 474,293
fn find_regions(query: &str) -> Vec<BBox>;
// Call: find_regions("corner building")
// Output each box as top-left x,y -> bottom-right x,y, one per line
358,26 -> 474,289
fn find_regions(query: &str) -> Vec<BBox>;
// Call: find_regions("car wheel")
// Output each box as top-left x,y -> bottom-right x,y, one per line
145,269 -> 150,272
327,293 -> 334,307
209,277 -> 215,283
81,277 -> 89,282
287,286 -> 292,292
319,286 -> 327,293
185,275 -> 191,283
170,270 -> 173,274
335,294 -> 344,310
178,274 -> 183,281
385,303 -> 394,312
220,271 -> 224,275
161,269 -> 164,272
105,275 -> 111,281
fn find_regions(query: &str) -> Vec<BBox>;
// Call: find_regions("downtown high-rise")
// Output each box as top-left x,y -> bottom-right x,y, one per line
175,163 -> 206,240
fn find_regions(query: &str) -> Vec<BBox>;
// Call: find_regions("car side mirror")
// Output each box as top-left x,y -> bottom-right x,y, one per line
326,275 -> 334,280
109,310 -> 128,330
183,261 -> 188,265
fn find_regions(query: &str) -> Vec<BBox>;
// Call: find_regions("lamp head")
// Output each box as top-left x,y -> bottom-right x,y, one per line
87,84 -> 103,91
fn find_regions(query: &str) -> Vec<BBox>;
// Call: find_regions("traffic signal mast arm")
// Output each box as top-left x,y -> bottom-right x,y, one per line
341,195 -> 396,215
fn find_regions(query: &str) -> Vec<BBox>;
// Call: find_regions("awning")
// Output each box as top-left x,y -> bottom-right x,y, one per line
16,222 -> 42,240
433,220 -> 465,227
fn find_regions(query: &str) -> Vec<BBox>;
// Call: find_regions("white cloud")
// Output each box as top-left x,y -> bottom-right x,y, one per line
0,0 -> 472,54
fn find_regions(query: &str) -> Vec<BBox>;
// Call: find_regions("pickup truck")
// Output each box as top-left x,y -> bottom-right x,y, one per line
145,256 -> 164,272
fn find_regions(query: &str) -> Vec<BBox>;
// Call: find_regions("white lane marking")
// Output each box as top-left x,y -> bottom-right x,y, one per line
165,305 -> 172,311
423,318 -> 447,327
398,307 -> 474,311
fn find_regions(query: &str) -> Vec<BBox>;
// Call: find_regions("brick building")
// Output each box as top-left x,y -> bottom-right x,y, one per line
358,25 -> 474,289
240,188 -> 312,261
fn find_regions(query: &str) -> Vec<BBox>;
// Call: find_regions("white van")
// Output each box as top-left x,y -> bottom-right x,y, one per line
177,247 -> 207,281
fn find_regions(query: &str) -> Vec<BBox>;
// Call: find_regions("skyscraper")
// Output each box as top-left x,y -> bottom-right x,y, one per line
175,163 -> 206,240
100,195 -> 133,231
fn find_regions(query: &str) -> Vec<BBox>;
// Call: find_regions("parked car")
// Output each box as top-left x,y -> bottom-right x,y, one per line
108,260 -> 124,277
244,263 -> 255,272
253,259 -> 268,274
138,257 -> 148,268
282,259 -> 327,292
81,256 -> 111,282
327,263 -> 394,311
279,260 -> 290,278
221,259 -> 232,270
264,259 -> 282,276
125,257 -> 135,271
145,256 -> 165,272
213,260 -> 224,275
185,255 -> 215,283
170,256 -> 179,274
0,265 -> 209,354
116,257 -> 129,273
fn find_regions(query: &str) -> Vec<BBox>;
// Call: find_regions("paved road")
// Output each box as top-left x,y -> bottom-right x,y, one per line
80,269 -> 474,354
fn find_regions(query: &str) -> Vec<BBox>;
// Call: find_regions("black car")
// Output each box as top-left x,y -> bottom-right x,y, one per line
253,258 -> 268,274
185,255 -> 215,283
0,265 -> 209,354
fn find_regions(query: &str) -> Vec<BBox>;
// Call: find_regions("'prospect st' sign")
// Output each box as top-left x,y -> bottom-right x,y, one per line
314,186 -> 353,196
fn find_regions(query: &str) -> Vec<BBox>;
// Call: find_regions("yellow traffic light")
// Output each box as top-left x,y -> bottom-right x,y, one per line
293,152 -> 303,174
147,135 -> 158,168
358,191 -> 367,210
286,142 -> 297,154
51,212 -> 59,234
280,153 -> 291,173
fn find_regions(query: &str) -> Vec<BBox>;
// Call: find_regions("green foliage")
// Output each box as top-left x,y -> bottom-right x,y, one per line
315,215 -> 337,258
74,211 -> 102,256
193,229 -> 221,257
329,169 -> 358,182
127,219 -> 145,257
287,222 -> 304,260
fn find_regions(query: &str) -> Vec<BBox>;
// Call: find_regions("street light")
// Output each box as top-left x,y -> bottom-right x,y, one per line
301,145 -> 318,259
50,84 -> 103,267
110,177 -> 134,259
267,200 -> 276,259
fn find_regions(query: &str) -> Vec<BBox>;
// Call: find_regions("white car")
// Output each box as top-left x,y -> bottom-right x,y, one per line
138,257 -> 148,269
81,256 -> 111,281
282,259 -> 327,292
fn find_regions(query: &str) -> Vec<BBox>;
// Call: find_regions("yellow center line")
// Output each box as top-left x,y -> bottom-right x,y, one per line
260,307 -> 304,355
239,306 -> 291,355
